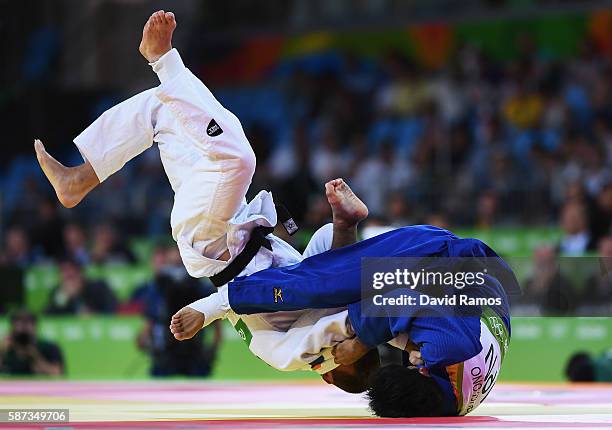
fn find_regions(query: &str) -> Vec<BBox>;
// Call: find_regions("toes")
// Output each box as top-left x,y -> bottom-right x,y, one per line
34,139 -> 44,153
165,12 -> 175,24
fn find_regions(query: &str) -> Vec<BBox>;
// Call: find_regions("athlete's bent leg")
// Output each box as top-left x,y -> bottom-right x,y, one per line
35,11 -> 175,208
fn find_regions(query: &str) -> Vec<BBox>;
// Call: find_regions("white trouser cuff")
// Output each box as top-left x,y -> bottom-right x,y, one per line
187,287 -> 230,326
150,48 -> 186,84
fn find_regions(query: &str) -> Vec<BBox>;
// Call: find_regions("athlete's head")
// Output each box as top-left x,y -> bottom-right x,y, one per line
321,348 -> 380,393
366,364 -> 444,417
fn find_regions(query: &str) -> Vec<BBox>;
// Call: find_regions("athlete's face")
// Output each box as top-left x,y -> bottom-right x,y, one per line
321,363 -> 361,392
322,363 -> 357,383
321,349 -> 381,393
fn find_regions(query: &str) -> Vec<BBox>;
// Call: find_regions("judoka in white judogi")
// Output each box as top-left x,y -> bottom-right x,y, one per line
71,48 -> 358,374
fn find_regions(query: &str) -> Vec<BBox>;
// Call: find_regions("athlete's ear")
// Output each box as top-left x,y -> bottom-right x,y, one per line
321,372 -> 334,384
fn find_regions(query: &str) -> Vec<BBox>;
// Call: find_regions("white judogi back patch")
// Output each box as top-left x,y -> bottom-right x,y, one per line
455,309 -> 510,415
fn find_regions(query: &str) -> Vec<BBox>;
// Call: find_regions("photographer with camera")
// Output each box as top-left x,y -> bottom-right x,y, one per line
0,310 -> 64,376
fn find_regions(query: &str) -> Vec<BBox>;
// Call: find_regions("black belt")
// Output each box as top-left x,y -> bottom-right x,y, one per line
208,204 -> 298,287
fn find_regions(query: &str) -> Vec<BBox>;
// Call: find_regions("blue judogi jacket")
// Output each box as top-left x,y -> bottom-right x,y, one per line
227,225 -> 516,415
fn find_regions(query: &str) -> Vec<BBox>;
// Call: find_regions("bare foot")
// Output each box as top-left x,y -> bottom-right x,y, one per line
139,10 -> 176,63
325,178 -> 368,228
170,307 -> 205,341
34,139 -> 99,208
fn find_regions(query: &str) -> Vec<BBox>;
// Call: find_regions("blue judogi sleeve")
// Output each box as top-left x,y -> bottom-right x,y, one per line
228,225 -> 459,314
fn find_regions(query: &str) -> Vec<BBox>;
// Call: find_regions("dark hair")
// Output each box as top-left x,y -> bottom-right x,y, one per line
565,352 -> 595,382
367,364 -> 444,417
332,349 -> 380,394
10,309 -> 37,324
58,256 -> 83,269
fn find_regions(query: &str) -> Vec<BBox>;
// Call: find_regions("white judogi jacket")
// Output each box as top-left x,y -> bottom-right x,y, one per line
73,49 -> 352,374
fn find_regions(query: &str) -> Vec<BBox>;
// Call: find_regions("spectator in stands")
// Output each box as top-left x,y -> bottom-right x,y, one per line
579,235 -> 612,311
376,52 -> 429,117
310,125 -> 349,184
303,195 -> 332,232
0,310 -> 64,376
136,246 -> 221,377
424,212 -> 450,230
90,223 -> 136,265
46,258 -> 118,315
29,197 -> 65,260
566,350 -> 612,382
0,226 -> 38,268
589,182 -> 612,246
523,245 -> 576,315
63,222 -> 90,266
351,141 -> 413,216
475,191 -> 499,230
124,243 -> 168,314
563,180 -> 587,206
559,202 -> 593,255
272,124 -> 319,224
386,192 -> 413,227
502,81 -> 543,129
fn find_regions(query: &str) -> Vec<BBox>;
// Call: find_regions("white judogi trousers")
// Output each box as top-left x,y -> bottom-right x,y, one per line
73,48 -> 351,374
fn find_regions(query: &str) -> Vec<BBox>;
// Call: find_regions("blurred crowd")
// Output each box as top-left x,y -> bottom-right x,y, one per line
257,40 -> 612,245
3,36 -> 612,257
